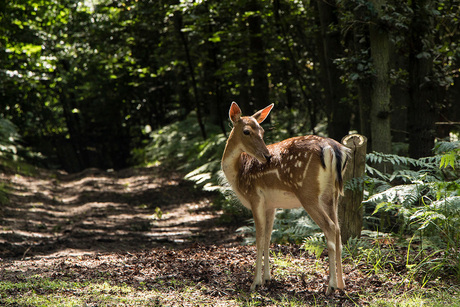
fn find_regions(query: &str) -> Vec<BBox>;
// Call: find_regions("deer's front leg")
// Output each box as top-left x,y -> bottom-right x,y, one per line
263,208 -> 276,283
250,202 -> 266,291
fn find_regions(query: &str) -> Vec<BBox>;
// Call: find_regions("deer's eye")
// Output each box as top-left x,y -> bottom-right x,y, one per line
243,129 -> 250,135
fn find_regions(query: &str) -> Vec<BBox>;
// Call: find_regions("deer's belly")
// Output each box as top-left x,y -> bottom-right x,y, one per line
263,189 -> 302,209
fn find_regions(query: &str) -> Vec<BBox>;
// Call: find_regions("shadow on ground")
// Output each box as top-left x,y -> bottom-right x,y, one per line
0,166 -> 240,258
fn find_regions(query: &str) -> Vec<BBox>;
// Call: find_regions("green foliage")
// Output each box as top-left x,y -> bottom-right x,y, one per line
0,182 -> 9,205
2,0 -> 459,171
0,117 -> 43,175
142,112 -> 224,179
342,232 -> 373,259
364,142 -> 459,231
302,233 -> 327,259
237,208 -> 321,246
272,209 -> 321,245
363,141 -> 460,282
436,138 -> 459,171
0,118 -> 20,158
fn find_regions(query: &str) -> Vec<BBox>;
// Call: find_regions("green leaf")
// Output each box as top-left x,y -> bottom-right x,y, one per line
208,34 -> 221,43
440,151 -> 456,169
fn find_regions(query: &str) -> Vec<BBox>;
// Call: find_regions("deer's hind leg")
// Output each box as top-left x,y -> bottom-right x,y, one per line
330,191 -> 345,291
297,193 -> 342,295
320,191 -> 345,293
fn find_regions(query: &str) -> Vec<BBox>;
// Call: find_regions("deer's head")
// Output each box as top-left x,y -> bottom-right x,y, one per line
228,102 -> 273,164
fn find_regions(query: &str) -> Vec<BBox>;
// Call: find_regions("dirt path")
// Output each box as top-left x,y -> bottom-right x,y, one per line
0,166 -> 239,258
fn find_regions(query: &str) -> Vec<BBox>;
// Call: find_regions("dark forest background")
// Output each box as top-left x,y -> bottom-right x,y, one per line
1,0 -> 459,172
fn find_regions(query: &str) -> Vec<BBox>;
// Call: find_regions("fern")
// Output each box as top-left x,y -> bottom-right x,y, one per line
236,223 -> 257,245
237,208 -> 323,245
302,233 -> 326,259
434,140 -> 460,154
436,141 -> 460,172
363,143 -> 460,281
367,152 -> 441,176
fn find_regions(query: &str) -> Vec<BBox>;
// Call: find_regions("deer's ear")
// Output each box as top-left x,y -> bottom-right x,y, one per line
229,102 -> 242,123
252,104 -> 274,124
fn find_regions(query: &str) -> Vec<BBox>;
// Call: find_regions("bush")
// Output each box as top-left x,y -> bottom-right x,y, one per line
0,118 -> 20,159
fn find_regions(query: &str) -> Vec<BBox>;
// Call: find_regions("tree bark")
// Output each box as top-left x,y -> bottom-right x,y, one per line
349,4 -> 372,142
314,0 -> 351,141
174,10 -> 207,139
339,134 -> 367,243
369,0 -> 392,157
203,3 -> 226,135
407,0 -> 438,158
390,52 -> 409,144
273,0 -> 316,134
247,0 -> 270,111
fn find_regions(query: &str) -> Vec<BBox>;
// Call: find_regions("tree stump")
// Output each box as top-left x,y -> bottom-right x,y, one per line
339,134 -> 367,244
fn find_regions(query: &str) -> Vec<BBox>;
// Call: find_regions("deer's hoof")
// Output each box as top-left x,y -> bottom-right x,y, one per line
326,284 -> 345,295
250,279 -> 265,291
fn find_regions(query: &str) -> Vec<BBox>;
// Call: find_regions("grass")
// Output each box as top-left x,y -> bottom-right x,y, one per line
271,250 -> 323,279
0,275 -> 240,307
0,157 -> 39,177
360,285 -> 460,307
0,278 -> 161,306
1,259 -> 459,307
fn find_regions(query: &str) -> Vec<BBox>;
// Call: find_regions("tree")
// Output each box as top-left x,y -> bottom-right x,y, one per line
313,0 -> 351,141
369,0 -> 392,156
173,10 -> 207,139
246,0 -> 270,111
407,0 -> 438,158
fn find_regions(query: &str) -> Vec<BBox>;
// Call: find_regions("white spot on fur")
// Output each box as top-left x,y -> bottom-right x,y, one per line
301,154 -> 313,185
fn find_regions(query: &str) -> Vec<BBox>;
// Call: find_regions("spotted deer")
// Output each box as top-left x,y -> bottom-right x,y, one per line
221,102 -> 351,294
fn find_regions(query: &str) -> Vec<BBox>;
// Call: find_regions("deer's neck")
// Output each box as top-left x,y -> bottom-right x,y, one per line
221,137 -> 243,188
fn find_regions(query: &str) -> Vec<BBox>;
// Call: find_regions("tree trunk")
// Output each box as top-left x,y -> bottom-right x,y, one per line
174,10 -> 207,139
273,0 -> 316,133
339,134 -> 367,243
407,0 -> 438,158
314,0 -> 350,141
369,0 -> 392,157
349,4 -> 372,141
247,0 -> 270,111
390,52 -> 409,145
203,4 -> 226,135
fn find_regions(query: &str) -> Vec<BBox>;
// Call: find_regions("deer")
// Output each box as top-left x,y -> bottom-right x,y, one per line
221,102 -> 351,295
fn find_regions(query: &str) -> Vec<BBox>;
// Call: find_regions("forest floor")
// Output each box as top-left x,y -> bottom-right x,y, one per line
0,165 -> 459,306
